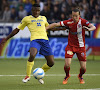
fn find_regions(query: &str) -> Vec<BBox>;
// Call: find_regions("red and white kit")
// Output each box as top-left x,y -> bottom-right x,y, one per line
60,18 -> 90,61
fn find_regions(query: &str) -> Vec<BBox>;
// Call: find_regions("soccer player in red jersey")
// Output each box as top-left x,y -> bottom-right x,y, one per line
46,9 -> 96,84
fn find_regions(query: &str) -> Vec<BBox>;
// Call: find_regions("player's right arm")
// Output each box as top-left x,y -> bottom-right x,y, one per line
0,28 -> 20,46
0,17 -> 27,46
46,22 -> 61,31
46,20 -> 69,31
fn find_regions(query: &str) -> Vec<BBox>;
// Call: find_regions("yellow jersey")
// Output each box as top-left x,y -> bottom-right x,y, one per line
17,15 -> 49,41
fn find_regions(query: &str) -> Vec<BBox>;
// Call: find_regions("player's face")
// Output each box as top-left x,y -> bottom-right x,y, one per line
72,11 -> 80,22
32,7 -> 40,18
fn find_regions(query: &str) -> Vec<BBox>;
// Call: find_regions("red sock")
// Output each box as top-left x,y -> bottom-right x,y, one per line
79,68 -> 86,77
64,65 -> 70,77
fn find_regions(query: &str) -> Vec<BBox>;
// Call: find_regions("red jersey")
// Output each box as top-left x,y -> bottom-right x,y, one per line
60,18 -> 90,47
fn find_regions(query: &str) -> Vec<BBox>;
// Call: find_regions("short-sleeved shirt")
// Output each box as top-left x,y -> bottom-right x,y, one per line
60,18 -> 90,47
17,15 -> 49,41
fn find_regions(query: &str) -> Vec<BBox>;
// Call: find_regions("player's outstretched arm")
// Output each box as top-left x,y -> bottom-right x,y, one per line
0,28 -> 20,46
46,22 -> 61,31
83,24 -> 96,31
48,27 -> 66,31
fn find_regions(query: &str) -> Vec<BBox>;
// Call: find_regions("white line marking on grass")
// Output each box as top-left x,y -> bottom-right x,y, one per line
45,74 -> 100,76
0,74 -> 100,77
56,88 -> 100,90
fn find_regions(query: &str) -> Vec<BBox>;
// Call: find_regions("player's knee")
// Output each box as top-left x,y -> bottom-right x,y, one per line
81,64 -> 86,70
28,54 -> 35,62
65,63 -> 70,68
47,61 -> 54,67
81,67 -> 86,70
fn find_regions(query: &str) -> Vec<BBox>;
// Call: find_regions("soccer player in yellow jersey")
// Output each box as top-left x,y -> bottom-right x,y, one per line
0,4 -> 54,84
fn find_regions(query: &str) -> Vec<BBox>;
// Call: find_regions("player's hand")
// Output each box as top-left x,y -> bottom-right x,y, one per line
83,26 -> 90,31
0,38 -> 7,47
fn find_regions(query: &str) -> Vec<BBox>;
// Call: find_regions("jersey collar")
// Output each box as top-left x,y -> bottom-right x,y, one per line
31,15 -> 40,18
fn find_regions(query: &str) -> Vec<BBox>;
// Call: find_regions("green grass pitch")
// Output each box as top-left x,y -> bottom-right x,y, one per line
0,58 -> 100,90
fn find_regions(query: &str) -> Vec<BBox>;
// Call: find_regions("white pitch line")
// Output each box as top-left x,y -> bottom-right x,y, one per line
56,88 -> 100,90
0,74 -> 100,77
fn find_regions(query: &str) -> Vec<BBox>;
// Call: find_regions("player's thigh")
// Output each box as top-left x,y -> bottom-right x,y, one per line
65,58 -> 72,67
45,55 -> 54,67
30,47 -> 38,57
40,40 -> 53,56
76,52 -> 86,62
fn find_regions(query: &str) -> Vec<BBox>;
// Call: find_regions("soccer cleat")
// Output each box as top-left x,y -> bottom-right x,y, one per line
22,76 -> 30,83
78,75 -> 85,84
38,79 -> 44,84
63,75 -> 70,84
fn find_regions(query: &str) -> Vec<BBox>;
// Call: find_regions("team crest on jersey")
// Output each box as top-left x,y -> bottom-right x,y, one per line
67,50 -> 73,55
78,24 -> 82,28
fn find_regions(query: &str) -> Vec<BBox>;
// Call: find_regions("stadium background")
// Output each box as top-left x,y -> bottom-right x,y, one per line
0,0 -> 100,60
0,0 -> 100,90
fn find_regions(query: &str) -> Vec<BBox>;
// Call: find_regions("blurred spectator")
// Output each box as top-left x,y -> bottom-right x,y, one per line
18,5 -> 27,20
82,0 -> 89,9
93,4 -> 100,20
46,0 -> 54,12
51,5 -> 60,21
30,0 -> 35,4
0,0 -> 2,18
2,6 -> 11,22
16,0 -> 25,11
1,0 -> 9,12
79,5 -> 85,18
92,15 -> 97,23
61,7 -> 69,19
97,0 -> 100,9
59,0 -> 67,12
40,4 -> 51,20
60,13 -> 66,20
89,0 -> 97,11
9,0 -> 18,8
66,0 -> 73,12
84,7 -> 93,20
24,0 -> 32,15
10,7 -> 17,21
36,0 -> 44,11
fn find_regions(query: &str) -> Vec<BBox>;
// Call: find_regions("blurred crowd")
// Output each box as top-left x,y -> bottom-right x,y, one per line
0,0 -> 100,22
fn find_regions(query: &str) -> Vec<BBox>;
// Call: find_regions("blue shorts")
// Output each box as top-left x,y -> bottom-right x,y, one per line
30,39 -> 53,56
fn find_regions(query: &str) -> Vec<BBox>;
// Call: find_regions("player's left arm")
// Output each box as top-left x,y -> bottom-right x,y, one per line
47,26 -> 67,31
83,24 -> 96,31
46,22 -> 63,31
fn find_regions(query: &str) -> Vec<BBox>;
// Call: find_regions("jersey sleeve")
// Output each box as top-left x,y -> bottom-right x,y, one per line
60,20 -> 69,26
82,19 -> 90,27
44,16 -> 49,27
17,17 -> 27,30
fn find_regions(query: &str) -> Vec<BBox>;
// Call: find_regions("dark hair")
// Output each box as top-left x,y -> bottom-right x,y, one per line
72,8 -> 80,15
32,4 -> 40,7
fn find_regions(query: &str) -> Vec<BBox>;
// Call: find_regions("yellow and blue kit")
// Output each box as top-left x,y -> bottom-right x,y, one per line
17,15 -> 53,56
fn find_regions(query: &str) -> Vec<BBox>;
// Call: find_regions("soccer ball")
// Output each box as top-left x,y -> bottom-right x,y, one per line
33,68 -> 45,79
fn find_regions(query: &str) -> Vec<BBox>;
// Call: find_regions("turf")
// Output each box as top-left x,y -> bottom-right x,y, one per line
0,58 -> 100,90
